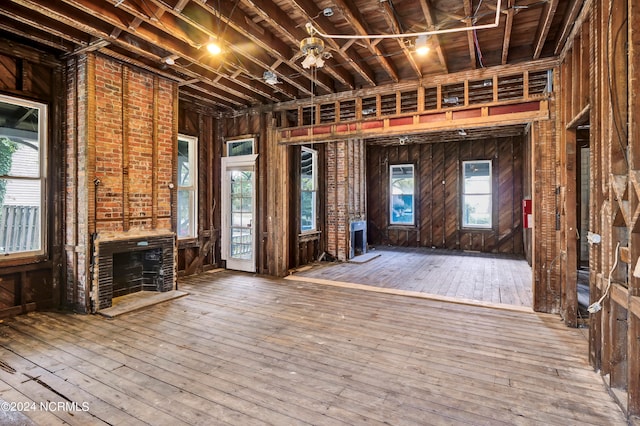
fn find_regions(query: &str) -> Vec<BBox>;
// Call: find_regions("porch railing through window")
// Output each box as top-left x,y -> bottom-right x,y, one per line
0,205 -> 40,254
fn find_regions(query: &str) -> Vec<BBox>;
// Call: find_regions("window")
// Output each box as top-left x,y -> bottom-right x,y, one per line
0,94 -> 46,257
227,138 -> 254,157
300,147 -> 317,232
462,160 -> 492,228
390,164 -> 414,225
177,134 -> 197,239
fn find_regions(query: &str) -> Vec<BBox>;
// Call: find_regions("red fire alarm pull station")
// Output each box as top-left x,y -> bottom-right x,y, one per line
522,198 -> 532,228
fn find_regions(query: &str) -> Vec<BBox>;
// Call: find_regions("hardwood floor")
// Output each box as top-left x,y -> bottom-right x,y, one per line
0,270 -> 625,425
291,246 -> 533,308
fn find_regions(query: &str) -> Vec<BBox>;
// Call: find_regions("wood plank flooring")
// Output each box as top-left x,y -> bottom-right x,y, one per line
0,270 -> 625,425
291,246 -> 533,308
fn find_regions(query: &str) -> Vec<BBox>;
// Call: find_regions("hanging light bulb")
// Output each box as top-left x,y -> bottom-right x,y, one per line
415,35 -> 430,56
206,38 -> 222,55
302,51 -> 317,69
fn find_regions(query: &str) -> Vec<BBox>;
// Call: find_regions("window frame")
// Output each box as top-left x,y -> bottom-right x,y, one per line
300,146 -> 318,233
177,134 -> 198,239
461,159 -> 493,229
226,137 -> 255,157
0,94 -> 47,259
389,164 -> 415,226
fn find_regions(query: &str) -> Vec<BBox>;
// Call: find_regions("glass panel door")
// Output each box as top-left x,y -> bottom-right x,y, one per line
221,155 -> 257,272
230,170 -> 253,261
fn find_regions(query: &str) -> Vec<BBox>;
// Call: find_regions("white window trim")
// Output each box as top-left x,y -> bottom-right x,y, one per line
389,164 -> 415,226
177,134 -> 198,239
462,159 -> 492,229
300,146 -> 318,233
0,94 -> 47,259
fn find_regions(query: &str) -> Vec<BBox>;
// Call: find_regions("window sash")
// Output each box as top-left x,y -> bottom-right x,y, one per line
389,164 -> 415,225
177,135 -> 197,239
227,138 -> 255,157
462,160 -> 492,229
300,147 -> 317,232
0,94 -> 47,258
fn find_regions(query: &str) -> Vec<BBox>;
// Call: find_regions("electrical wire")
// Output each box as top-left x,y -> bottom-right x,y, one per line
606,4 -> 629,168
305,0 -> 502,40
588,241 -> 621,313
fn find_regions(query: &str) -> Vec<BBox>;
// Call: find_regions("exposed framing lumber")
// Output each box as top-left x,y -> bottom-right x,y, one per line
332,0 -> 400,83
239,0 -> 335,93
533,0 -> 560,59
379,0 -> 422,79
419,0 -> 449,73
501,0 -> 515,64
463,0 -> 478,69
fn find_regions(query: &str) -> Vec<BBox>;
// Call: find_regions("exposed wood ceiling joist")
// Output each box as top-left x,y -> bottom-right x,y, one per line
1,0 -> 577,112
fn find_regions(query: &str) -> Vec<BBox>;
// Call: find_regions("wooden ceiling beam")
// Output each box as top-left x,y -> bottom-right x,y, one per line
0,4 -> 85,50
56,0 -> 279,103
501,0 -> 515,64
418,0 -> 449,73
379,1 -> 422,79
533,0 -> 559,59
11,0 -> 265,106
286,0 -> 374,88
236,0 -> 336,93
554,0 -> 584,55
166,0 -> 318,97
331,0 -> 399,83
463,0 -> 477,69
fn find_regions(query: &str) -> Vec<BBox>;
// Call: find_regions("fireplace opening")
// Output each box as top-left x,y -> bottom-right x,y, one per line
349,220 -> 367,259
112,248 -> 163,298
353,230 -> 364,256
94,234 -> 175,311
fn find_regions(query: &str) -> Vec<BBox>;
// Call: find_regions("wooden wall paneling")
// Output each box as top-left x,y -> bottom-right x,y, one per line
365,147 -> 383,244
458,140 -> 472,250
0,54 -> 18,89
497,138 -> 514,253
419,143 -> 433,247
580,22 -> 590,111
571,41 -> 580,119
483,139 -> 498,252
444,143 -> 459,249
513,136 -> 524,254
609,302 -> 629,389
432,143 -> 446,247
410,144 -> 421,246
628,0 -> 640,414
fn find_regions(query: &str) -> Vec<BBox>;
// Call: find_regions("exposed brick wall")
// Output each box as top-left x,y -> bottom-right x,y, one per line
65,53 -> 177,312
65,55 -> 90,312
325,139 -> 366,261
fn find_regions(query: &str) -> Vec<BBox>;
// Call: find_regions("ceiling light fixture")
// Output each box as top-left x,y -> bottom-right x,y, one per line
415,35 -> 429,55
263,71 -> 280,85
206,38 -> 222,55
162,54 -> 179,65
300,32 -> 325,68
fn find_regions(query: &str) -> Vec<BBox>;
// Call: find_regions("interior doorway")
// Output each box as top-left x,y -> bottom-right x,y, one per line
577,126 -> 591,317
221,155 -> 258,272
